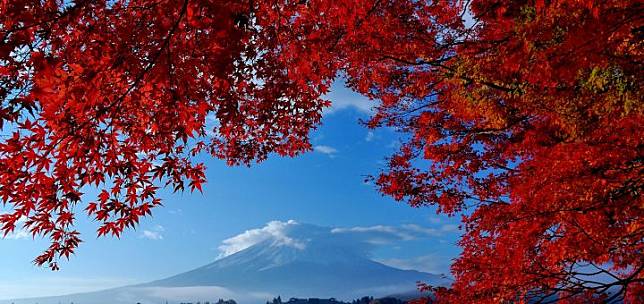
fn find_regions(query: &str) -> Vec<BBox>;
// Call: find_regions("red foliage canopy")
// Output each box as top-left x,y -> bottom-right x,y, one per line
1,0 -> 642,302
356,1 -> 643,303
1,0 -> 344,270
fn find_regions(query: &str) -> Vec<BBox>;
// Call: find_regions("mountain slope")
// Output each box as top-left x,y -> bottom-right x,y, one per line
1,223 -> 449,304
148,240 -> 443,298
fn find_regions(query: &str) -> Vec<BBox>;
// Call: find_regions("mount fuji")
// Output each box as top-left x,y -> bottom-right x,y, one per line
1,222 -> 449,304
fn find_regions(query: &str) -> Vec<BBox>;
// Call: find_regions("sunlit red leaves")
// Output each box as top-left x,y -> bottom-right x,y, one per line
354,0 -> 642,303
0,0 -> 336,270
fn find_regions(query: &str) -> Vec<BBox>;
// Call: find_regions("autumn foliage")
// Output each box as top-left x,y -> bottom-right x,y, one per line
1,0 -> 642,302
360,1 -> 643,303
1,0 -> 337,270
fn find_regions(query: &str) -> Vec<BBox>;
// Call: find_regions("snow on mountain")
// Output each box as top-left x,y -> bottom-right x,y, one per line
1,222 -> 449,304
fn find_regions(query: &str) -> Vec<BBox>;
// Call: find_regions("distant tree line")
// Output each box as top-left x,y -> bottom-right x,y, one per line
266,296 -> 407,304
176,299 -> 237,304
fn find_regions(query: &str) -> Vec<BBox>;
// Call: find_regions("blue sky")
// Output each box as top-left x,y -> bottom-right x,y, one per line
0,82 -> 461,299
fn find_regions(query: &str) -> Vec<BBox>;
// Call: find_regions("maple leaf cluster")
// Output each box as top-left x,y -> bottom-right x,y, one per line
345,1 -> 642,303
1,0 -> 642,302
1,0 -> 341,270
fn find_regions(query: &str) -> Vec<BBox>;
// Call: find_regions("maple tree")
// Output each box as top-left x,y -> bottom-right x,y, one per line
352,1 -> 643,303
1,0 -> 641,302
1,0 -> 342,270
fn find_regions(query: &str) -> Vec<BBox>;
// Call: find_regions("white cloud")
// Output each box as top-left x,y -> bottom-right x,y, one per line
153,224 -> 165,232
425,217 -> 461,233
140,225 -> 164,240
0,212 -> 29,240
387,140 -> 401,149
403,223 -> 460,235
332,225 -> 415,241
332,222 -> 459,244
440,224 -> 459,232
325,97 -> 373,115
323,85 -> 374,115
141,230 -> 163,240
365,131 -> 375,142
3,229 -> 29,240
375,254 -> 454,275
217,220 -> 306,258
401,224 -> 442,236
313,145 -> 338,156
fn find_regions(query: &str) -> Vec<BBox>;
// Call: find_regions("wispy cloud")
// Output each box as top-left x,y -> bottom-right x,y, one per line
375,254 -> 454,275
0,212 -> 29,240
331,225 -> 416,242
140,225 -> 165,240
323,83 -> 374,115
365,131 -> 375,142
3,229 -> 29,240
440,224 -> 459,232
332,223 -> 460,244
141,231 -> 163,240
313,145 -> 338,156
